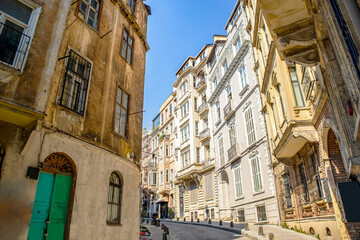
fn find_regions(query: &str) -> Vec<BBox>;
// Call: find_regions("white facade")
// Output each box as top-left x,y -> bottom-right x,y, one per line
207,1 -> 279,224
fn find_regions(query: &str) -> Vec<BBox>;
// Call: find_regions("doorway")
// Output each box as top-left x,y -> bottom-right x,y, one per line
28,153 -> 75,240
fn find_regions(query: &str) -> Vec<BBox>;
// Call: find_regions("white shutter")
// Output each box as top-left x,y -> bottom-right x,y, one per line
234,166 -> 243,197
205,173 -> 213,199
219,137 -> 225,166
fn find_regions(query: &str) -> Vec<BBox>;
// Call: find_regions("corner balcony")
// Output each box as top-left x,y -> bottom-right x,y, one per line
227,144 -> 240,162
176,162 -> 203,181
223,100 -> 235,121
197,101 -> 208,116
273,121 -> 319,165
199,128 -> 210,142
158,183 -> 171,195
196,77 -> 206,92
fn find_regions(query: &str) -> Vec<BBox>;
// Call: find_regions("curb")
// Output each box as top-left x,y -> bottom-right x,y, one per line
161,219 -> 244,235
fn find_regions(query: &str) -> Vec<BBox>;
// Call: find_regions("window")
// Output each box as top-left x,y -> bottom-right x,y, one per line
59,50 -> 91,115
170,123 -> 173,134
161,113 -> 164,124
79,0 -> 100,29
214,77 -> 218,88
235,35 -> 242,52
223,59 -> 228,74
170,143 -> 173,156
234,165 -> 243,198
256,205 -> 267,222
276,84 -> 285,118
298,163 -> 310,202
169,104 -> 172,115
181,101 -> 189,118
181,81 -> 188,95
128,0 -> 136,12
195,121 -> 199,136
181,150 -> 190,168
152,172 -> 157,185
181,124 -> 190,142
289,67 -> 305,107
216,101 -> 221,122
165,169 -> 169,183
193,76 -> 197,88
211,209 -> 215,219
239,65 -> 247,89
160,171 -> 163,186
310,153 -> 323,199
251,156 -> 263,192
121,28 -> 133,64
244,107 -> 256,145
237,209 -> 245,222
159,147 -> 163,159
205,173 -> 213,200
196,147 -> 200,163
114,87 -> 129,136
229,124 -> 236,147
194,211 -> 198,219
165,145 -> 169,157
218,137 -> 225,166
226,85 -> 232,101
107,172 -> 122,224
170,169 -> 173,181
194,97 -> 198,111
0,0 -> 40,70
190,180 -> 198,203
148,173 -> 151,185
282,173 -> 292,208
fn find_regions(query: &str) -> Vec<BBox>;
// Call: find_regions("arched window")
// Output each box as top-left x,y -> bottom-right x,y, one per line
107,172 -> 122,224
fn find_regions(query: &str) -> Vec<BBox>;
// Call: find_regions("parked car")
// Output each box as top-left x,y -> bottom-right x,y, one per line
140,225 -> 151,240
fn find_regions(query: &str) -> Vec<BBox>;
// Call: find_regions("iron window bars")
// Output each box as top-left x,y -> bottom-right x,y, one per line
0,21 -> 31,70
59,50 -> 91,115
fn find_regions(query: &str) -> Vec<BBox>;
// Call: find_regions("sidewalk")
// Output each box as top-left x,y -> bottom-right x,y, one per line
144,219 -> 318,240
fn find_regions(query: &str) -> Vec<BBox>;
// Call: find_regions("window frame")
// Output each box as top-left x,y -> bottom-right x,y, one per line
233,164 -> 243,198
78,0 -> 101,30
0,0 -> 41,71
288,67 -> 305,107
113,86 -> 130,138
127,0 -> 136,12
58,49 -> 92,116
120,27 -> 134,65
244,106 -> 256,146
256,205 -> 267,222
250,156 -> 263,193
107,172 -> 123,225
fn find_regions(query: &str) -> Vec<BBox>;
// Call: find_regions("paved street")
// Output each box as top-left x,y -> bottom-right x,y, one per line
144,222 -> 251,240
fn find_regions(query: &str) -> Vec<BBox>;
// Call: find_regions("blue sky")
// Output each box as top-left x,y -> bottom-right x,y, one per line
142,0 -> 237,129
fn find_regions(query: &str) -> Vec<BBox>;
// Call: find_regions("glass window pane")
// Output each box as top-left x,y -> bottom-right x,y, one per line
128,37 -> 133,46
112,204 -> 118,222
89,9 -> 96,19
116,88 -> 122,104
80,1 -> 88,13
91,0 -> 98,9
127,47 -> 132,63
87,18 -> 94,27
115,105 -> 121,119
0,0 -> 33,24
123,30 -> 128,41
121,41 -> 127,59
108,185 -> 114,202
122,93 -> 129,108
292,82 -> 305,106
114,118 -> 120,133
107,203 -> 112,221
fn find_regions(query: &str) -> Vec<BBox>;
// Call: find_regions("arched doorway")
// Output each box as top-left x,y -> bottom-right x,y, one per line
28,153 -> 76,240
220,171 -> 230,209
327,129 -> 348,184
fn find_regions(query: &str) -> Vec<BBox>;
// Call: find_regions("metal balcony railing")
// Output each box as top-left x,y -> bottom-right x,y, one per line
202,158 -> 213,169
223,101 -> 232,118
198,101 -> 207,113
199,128 -> 210,140
227,144 -> 237,161
0,22 -> 31,70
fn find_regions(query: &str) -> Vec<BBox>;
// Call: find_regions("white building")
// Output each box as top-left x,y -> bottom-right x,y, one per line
207,1 -> 279,224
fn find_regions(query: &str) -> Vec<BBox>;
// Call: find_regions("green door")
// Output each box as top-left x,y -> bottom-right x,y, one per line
46,174 -> 72,240
28,173 -> 72,240
28,172 -> 55,240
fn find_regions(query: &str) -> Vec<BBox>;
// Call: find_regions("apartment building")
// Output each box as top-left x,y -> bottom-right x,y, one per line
206,2 -> 278,224
141,129 -> 156,218
0,0 -> 150,239
245,0 -> 360,238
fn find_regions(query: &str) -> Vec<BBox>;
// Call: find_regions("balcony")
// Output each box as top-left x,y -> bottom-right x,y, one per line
159,134 -> 169,142
199,128 -> 210,142
0,22 -> 31,71
202,158 -> 215,171
176,162 -> 203,181
158,183 -> 171,194
227,144 -> 240,162
196,77 -> 206,92
223,100 -> 235,121
197,101 -> 208,115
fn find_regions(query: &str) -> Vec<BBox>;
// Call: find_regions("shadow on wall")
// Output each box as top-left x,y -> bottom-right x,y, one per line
0,184 -> 32,239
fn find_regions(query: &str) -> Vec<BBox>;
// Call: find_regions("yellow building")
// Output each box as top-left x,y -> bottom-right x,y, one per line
246,0 -> 360,239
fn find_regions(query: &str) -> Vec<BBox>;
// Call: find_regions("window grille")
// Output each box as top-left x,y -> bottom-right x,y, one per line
121,29 -> 133,64
107,172 -> 122,224
79,0 -> 100,29
59,50 -> 91,115
237,209 -> 245,222
114,87 -> 129,137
